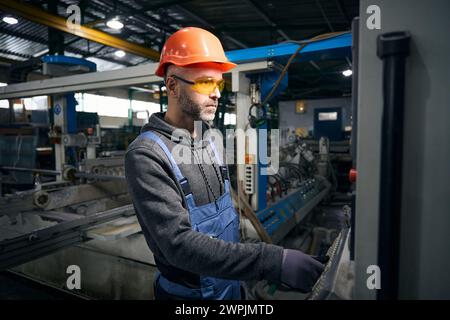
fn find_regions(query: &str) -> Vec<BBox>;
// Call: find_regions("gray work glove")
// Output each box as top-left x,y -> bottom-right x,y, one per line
280,249 -> 325,293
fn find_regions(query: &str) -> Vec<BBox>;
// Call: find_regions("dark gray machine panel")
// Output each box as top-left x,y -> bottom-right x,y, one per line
309,228 -> 352,300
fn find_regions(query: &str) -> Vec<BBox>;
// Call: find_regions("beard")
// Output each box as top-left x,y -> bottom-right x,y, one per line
178,88 -> 217,121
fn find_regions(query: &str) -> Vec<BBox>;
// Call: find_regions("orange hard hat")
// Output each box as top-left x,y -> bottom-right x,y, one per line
155,27 -> 237,77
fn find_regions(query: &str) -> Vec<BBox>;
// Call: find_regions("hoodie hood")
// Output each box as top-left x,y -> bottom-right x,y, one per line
141,112 -> 212,149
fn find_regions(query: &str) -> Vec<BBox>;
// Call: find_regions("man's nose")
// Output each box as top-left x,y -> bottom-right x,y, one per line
209,86 -> 221,100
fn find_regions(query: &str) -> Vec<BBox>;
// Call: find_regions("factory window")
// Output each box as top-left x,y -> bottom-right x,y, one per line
224,113 -> 236,125
136,111 -> 149,119
75,93 -> 128,117
132,99 -> 160,119
0,100 -> 8,109
0,97 -> 48,110
23,96 -> 48,110
13,102 -> 23,112
74,93 -> 159,118
318,112 -> 338,121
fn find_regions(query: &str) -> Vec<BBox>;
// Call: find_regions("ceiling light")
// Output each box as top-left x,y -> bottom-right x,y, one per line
106,19 -> 124,30
2,16 -> 18,25
0,82 -> 8,87
342,69 -> 353,77
114,50 -> 126,58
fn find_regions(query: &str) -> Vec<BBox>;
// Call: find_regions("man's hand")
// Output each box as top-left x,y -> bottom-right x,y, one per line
280,249 -> 325,293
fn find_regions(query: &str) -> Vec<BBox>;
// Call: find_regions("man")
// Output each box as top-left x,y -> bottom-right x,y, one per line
125,27 -> 324,300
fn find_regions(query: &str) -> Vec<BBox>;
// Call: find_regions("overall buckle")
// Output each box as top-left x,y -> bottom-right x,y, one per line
179,178 -> 192,195
220,166 -> 229,181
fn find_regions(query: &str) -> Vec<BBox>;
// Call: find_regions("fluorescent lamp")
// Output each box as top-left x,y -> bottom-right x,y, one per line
342,69 -> 353,77
2,16 -> 18,25
114,50 -> 126,58
106,19 -> 124,30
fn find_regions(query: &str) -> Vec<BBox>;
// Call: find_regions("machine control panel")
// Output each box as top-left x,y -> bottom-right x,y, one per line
308,228 -> 352,300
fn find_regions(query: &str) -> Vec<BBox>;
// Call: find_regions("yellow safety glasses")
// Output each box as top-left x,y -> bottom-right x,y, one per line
170,74 -> 225,95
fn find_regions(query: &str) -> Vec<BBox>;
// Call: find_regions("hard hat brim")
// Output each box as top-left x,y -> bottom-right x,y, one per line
155,60 -> 237,77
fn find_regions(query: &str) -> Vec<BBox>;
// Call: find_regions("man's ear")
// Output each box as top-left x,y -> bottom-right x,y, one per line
166,76 -> 177,97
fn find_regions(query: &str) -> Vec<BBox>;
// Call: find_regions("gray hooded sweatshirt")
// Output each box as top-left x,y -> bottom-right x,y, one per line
125,112 -> 283,288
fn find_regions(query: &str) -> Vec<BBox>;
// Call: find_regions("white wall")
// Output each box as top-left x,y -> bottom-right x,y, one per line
278,97 -> 351,143
99,115 -> 146,128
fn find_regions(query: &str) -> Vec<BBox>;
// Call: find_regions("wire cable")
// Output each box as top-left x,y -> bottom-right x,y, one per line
261,31 -> 349,106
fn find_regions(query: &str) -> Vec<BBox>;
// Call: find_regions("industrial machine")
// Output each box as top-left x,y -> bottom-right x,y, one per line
246,0 -> 450,301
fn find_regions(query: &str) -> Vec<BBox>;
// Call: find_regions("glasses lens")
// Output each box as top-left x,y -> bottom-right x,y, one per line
192,78 -> 225,95
217,79 -> 225,92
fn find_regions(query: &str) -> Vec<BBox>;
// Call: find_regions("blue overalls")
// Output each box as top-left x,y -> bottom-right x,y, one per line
140,131 -> 241,300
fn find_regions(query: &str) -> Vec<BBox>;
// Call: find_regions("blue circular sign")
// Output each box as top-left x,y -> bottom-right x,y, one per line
54,104 -> 61,115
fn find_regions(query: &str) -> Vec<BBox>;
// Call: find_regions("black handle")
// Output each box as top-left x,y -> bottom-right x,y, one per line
376,31 -> 411,300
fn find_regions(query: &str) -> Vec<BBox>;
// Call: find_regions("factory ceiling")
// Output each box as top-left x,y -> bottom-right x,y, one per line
0,0 -> 359,99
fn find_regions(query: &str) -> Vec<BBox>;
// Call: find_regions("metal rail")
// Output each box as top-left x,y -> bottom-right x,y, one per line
0,204 -> 134,270
0,166 -> 61,176
74,172 -> 125,181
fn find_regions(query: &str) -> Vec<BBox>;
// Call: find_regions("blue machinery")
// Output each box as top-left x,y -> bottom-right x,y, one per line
225,32 -> 351,242
256,177 -> 330,243
42,55 -> 97,135
226,32 -> 351,64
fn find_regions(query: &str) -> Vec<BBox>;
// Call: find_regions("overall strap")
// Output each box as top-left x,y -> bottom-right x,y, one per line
139,131 -> 196,209
208,137 -> 230,193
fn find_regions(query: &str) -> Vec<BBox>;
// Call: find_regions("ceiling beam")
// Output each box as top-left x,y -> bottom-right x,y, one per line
95,0 -> 177,35
79,1 -> 164,45
245,0 -> 290,41
316,0 -> 335,32
335,0 -> 350,24
0,0 -> 160,60
84,0 -> 177,53
86,0 -> 248,50
173,4 -> 249,48
215,23 -> 350,32
128,0 -> 193,15
0,56 -> 19,66
309,61 -> 321,71
0,49 -> 32,60
0,26 -> 132,66
0,1 -> 161,63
